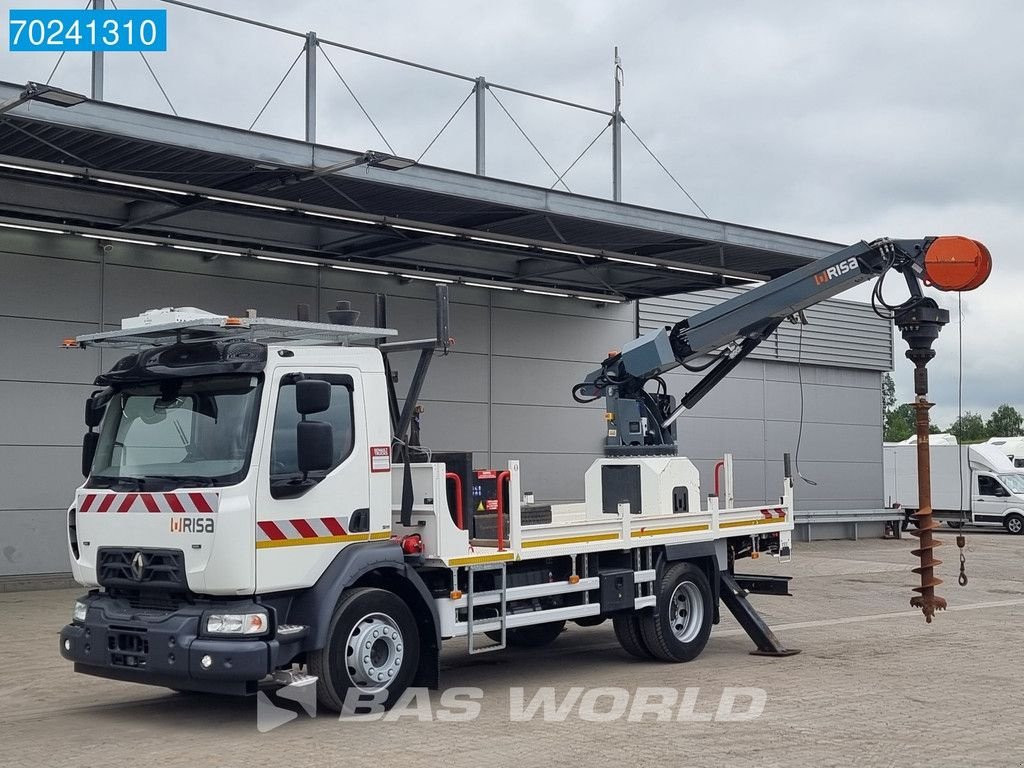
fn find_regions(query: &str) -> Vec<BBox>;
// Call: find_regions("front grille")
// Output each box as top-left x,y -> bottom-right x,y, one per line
108,625 -> 149,668
98,548 -> 186,592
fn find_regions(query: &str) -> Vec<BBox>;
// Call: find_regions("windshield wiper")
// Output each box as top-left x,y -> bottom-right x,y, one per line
142,474 -> 217,488
89,475 -> 146,490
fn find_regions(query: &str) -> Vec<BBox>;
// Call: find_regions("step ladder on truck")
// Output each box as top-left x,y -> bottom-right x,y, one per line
57,235 -> 991,710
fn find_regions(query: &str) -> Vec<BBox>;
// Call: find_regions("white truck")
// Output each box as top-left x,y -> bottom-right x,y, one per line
884,443 -> 1024,535
58,235 -> 987,709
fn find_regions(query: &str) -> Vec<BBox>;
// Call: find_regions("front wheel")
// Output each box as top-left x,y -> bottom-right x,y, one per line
1006,513 -> 1024,535
308,587 -> 420,712
639,562 -> 713,662
946,521 -> 964,529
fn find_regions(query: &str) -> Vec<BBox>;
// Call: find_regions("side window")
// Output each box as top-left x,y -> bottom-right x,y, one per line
977,475 -> 1004,497
270,375 -> 354,499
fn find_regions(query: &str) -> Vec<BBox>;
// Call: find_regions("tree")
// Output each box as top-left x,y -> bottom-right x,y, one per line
882,373 -> 897,415
986,404 -> 1024,437
948,411 -> 987,443
885,403 -> 916,443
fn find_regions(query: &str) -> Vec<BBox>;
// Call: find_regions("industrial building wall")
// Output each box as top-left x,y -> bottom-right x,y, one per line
0,231 -> 632,577
641,290 -> 893,512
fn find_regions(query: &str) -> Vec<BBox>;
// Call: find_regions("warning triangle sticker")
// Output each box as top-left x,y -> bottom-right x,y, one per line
476,501 -> 485,512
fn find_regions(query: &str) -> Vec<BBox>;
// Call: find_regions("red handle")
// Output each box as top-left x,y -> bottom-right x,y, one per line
496,470 -> 511,551
445,472 -> 464,530
713,460 -> 725,498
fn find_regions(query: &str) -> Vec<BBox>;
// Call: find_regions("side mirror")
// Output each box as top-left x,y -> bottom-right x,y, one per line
996,487 -> 1010,498
295,379 -> 331,415
85,395 -> 107,428
82,432 -> 99,477
296,420 -> 334,473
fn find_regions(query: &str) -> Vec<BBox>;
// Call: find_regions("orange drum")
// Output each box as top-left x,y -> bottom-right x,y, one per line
923,236 -> 992,291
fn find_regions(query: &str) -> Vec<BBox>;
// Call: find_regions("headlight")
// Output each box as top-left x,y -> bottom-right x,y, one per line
73,601 -> 88,623
205,612 -> 268,636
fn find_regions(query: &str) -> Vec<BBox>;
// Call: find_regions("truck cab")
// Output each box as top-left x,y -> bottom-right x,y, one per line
972,472 -> 1024,534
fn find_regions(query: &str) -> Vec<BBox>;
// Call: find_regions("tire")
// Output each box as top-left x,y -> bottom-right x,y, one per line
485,620 -> 566,648
946,521 -> 964,529
1005,513 -> 1024,535
308,587 -> 420,713
639,562 -> 713,662
612,613 -> 654,659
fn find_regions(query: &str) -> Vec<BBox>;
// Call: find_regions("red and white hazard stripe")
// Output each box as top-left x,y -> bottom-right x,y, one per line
256,517 -> 348,545
759,507 -> 787,520
76,491 -> 218,514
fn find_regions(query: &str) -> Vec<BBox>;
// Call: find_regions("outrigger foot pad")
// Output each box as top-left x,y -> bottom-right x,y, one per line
719,572 -> 801,657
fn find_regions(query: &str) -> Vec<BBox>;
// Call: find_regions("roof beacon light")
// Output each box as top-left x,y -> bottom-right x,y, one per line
923,236 -> 992,292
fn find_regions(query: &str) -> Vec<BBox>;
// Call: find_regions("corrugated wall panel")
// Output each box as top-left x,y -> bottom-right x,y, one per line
640,287 -> 894,371
0,232 -> 631,575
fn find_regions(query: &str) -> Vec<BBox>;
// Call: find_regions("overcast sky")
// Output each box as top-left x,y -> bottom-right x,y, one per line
2,0 -> 1019,426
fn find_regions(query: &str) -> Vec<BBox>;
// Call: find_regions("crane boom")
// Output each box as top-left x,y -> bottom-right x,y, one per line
574,236 -> 990,455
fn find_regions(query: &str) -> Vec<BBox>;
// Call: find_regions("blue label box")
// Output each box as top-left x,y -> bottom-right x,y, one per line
9,9 -> 167,52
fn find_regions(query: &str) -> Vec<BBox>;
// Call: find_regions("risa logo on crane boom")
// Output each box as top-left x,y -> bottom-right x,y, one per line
813,257 -> 860,285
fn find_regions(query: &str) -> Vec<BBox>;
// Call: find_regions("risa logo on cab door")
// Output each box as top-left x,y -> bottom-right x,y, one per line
813,256 -> 860,285
170,517 -> 215,533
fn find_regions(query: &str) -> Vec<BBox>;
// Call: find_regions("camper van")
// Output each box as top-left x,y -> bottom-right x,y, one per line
984,436 -> 1024,468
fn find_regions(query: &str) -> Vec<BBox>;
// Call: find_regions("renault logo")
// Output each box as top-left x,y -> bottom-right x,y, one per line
131,551 -> 146,581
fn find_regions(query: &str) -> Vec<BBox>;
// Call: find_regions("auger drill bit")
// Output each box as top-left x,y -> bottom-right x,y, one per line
894,300 -> 950,622
909,396 -> 945,622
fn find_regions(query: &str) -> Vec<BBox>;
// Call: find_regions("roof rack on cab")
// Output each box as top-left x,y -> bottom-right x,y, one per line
67,306 -> 397,349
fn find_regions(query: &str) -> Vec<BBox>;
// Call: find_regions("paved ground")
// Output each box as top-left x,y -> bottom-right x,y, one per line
2,528 -> 1022,768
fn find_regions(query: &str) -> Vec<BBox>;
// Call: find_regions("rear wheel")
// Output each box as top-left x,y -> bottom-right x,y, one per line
613,613 -> 654,659
309,587 -> 419,712
1006,513 -> 1024,535
486,620 -> 566,648
639,562 -> 713,662
946,521 -> 964,529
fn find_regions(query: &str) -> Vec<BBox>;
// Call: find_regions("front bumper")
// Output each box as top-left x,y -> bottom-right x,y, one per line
59,594 -> 287,695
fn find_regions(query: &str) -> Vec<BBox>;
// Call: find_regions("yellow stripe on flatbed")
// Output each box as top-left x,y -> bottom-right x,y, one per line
631,523 -> 710,538
447,552 -> 517,566
719,517 -> 786,529
522,531 -> 621,549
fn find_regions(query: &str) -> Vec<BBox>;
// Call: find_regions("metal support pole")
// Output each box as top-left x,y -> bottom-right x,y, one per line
474,76 -> 486,175
304,31 -> 317,143
611,47 -> 622,202
91,0 -> 105,100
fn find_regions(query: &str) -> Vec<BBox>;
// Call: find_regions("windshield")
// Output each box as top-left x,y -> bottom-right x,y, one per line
89,374 -> 261,489
999,474 -> 1024,495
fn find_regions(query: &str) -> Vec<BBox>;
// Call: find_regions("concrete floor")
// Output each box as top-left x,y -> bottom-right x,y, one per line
2,529 -> 1022,768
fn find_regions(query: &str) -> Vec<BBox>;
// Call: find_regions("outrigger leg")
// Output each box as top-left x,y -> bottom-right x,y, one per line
719,572 -> 801,657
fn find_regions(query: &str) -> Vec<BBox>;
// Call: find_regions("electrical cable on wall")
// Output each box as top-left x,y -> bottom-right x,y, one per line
794,317 -> 818,486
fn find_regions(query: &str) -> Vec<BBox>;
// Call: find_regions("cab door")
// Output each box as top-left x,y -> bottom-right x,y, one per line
254,368 -> 371,592
973,473 -> 1010,526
